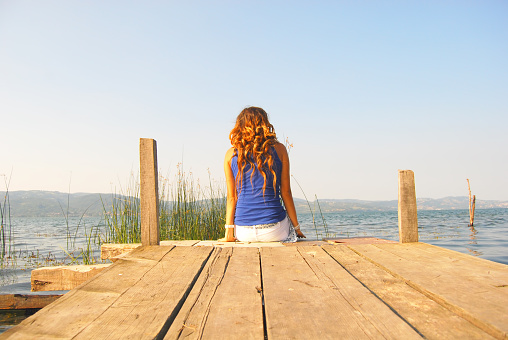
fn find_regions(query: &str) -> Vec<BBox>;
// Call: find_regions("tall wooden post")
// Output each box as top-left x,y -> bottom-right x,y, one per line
398,170 -> 419,243
140,138 -> 160,246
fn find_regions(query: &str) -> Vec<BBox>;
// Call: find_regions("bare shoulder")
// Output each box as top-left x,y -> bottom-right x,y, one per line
224,147 -> 235,163
273,142 -> 288,160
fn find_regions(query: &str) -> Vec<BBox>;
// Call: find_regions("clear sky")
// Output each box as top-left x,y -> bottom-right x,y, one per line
1,1 -> 507,201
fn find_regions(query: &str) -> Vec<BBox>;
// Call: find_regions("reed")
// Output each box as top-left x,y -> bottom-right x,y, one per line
100,173 -> 141,244
0,175 -> 14,261
101,167 -> 226,244
291,175 -> 332,240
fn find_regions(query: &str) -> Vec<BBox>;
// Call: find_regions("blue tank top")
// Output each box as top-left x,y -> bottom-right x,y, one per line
231,148 -> 286,225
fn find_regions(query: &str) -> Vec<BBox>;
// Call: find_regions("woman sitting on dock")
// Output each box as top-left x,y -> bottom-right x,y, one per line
219,106 -> 306,242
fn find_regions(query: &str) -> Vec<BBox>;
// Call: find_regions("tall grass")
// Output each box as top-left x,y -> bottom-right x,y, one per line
101,167 -> 226,244
291,175 -> 334,240
1,175 -> 14,262
101,174 -> 141,244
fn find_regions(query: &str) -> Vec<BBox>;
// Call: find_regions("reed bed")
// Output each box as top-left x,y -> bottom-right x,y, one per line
101,167 -> 226,244
1,177 -> 14,264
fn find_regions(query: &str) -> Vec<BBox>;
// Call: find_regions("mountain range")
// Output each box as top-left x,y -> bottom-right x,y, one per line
1,191 -> 507,217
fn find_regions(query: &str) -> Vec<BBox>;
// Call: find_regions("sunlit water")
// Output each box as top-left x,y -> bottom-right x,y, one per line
300,208 -> 508,265
0,209 -> 507,332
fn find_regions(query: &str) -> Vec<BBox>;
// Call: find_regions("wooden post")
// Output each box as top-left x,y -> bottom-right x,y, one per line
467,179 -> 476,226
398,170 -> 419,243
140,138 -> 160,246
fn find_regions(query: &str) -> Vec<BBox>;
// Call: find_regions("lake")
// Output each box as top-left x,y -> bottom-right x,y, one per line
1,208 -> 507,333
1,208 -> 507,295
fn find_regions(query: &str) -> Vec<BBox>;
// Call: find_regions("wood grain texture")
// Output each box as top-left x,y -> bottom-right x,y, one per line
323,244 -> 495,339
200,247 -> 263,339
164,247 -> 227,339
140,138 -> 160,246
348,243 -> 508,339
0,294 -> 62,310
165,247 -> 264,339
101,241 -> 200,261
260,246 -> 421,339
74,246 -> 213,340
31,264 -> 110,291
1,246 -> 176,339
398,170 -> 418,243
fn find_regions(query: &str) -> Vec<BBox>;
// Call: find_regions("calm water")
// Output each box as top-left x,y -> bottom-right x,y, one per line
300,208 -> 508,265
1,208 -> 507,294
0,209 -> 507,332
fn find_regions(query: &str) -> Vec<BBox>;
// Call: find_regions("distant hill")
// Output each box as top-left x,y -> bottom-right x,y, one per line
294,196 -> 508,213
1,191 -> 507,217
0,191 -> 112,217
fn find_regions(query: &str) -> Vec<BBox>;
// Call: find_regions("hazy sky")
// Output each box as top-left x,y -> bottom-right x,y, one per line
1,1 -> 507,201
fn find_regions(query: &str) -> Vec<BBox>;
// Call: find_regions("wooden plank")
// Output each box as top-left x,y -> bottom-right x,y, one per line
160,240 -> 201,247
297,246 -> 421,339
101,241 -> 200,261
324,237 -> 397,245
260,247 -> 421,339
164,247 -> 227,339
140,138 -> 160,246
31,264 -> 111,291
349,243 -> 508,339
200,247 -> 263,339
73,246 -> 213,340
194,240 -> 284,247
1,246 -> 175,339
101,243 -> 140,260
0,294 -> 62,310
323,244 -> 495,339
166,247 -> 264,339
282,240 -> 329,246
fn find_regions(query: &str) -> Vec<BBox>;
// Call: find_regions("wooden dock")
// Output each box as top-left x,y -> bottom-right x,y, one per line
2,239 -> 507,339
4,141 -> 506,339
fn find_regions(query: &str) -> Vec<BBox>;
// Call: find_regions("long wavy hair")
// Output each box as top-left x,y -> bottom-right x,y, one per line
230,107 -> 278,197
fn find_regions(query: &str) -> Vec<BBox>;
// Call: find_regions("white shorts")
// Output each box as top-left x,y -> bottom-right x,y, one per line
235,216 -> 296,242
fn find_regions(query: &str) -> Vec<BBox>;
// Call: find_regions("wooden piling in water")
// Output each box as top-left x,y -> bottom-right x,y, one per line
140,138 -> 160,246
398,170 -> 418,243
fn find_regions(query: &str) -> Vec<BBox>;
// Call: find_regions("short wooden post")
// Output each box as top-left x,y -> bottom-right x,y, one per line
140,138 -> 160,246
398,170 -> 418,243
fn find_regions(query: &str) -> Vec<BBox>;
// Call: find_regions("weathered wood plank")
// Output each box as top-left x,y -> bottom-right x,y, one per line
349,243 -> 508,339
101,243 -> 140,260
323,244 -> 495,339
0,294 -> 62,310
298,246 -> 422,339
101,241 -> 200,261
164,247 -> 227,339
200,247 -> 263,339
260,247 -> 421,339
194,240 -> 284,247
166,247 -> 263,339
1,246 -> 176,339
324,237 -> 397,245
31,264 -> 111,291
73,246 -> 213,339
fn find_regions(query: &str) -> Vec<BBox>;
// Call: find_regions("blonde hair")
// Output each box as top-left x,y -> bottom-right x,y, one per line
230,107 -> 278,197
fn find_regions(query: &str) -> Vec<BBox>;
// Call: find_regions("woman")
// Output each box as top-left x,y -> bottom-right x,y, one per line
220,106 -> 305,242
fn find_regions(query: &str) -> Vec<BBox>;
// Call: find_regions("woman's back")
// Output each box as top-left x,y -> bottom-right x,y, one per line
231,146 -> 286,225
220,106 -> 305,242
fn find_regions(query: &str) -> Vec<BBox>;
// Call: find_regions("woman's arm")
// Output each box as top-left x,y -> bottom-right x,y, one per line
274,143 -> 306,238
219,147 -> 237,242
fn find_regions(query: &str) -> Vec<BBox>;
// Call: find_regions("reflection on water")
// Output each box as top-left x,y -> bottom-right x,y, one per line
465,225 -> 483,256
469,225 -> 478,244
